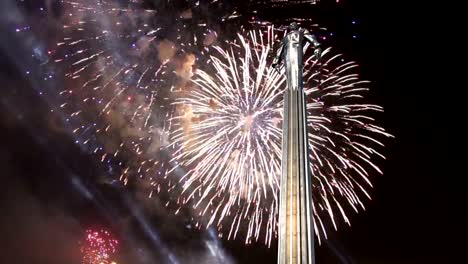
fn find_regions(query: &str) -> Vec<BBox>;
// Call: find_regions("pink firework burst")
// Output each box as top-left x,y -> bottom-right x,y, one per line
81,229 -> 119,264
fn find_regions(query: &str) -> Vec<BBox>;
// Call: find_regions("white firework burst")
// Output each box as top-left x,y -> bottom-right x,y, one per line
169,27 -> 392,245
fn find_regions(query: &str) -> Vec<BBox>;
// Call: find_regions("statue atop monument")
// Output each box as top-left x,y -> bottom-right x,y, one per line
272,22 -> 322,79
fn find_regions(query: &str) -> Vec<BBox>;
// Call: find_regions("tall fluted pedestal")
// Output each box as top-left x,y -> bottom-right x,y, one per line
278,86 -> 315,264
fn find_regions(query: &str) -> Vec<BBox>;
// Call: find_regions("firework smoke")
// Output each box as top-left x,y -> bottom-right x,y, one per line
51,0 -> 230,195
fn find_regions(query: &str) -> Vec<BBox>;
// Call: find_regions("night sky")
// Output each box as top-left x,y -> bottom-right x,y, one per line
0,0 -> 457,263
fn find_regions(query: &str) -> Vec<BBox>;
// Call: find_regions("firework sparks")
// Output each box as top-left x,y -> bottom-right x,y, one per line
81,229 -> 119,264
169,27 -> 392,245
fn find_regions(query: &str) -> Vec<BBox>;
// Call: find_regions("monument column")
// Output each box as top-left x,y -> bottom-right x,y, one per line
272,23 -> 321,264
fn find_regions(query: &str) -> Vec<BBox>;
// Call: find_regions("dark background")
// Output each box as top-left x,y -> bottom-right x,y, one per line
0,0 -> 458,263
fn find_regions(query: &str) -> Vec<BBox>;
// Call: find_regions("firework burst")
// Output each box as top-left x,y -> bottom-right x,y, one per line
169,27 -> 392,245
81,229 -> 119,264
